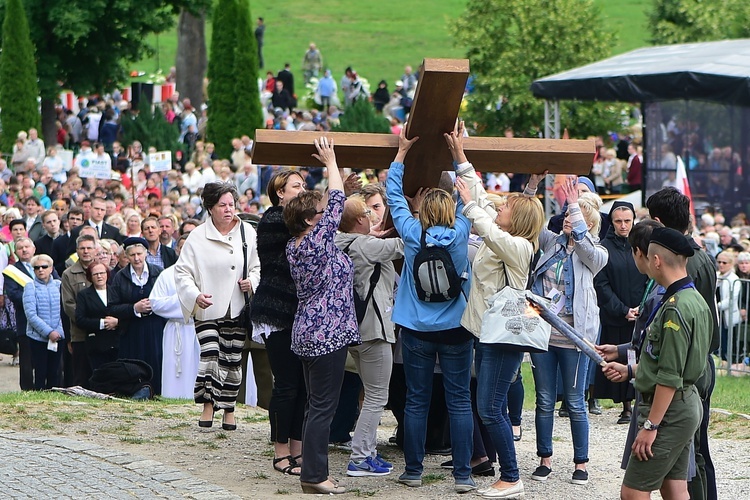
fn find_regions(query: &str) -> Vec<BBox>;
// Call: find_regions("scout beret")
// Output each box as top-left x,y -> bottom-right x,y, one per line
650,227 -> 694,257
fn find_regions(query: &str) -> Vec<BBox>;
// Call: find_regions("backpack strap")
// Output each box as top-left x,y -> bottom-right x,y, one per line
343,238 -> 386,338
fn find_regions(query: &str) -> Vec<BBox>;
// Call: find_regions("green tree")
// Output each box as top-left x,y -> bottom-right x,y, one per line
0,0 -> 39,152
0,0 -> 210,146
453,0 -> 625,139
234,0 -> 263,138
206,0 -> 239,159
120,96 -> 181,154
648,0 -> 750,43
334,98 -> 390,133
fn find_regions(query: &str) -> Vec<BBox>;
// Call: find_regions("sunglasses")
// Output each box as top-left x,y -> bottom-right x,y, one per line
717,261 -> 731,265
33,265 -> 50,270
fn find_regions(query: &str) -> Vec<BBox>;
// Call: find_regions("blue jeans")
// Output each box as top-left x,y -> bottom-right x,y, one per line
402,332 -> 473,480
531,346 -> 590,464
476,343 -> 523,482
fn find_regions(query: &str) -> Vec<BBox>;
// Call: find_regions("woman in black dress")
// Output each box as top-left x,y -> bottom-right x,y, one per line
111,237 -> 166,394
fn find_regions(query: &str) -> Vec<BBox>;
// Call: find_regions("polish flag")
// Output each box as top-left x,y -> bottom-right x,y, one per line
675,156 -> 695,220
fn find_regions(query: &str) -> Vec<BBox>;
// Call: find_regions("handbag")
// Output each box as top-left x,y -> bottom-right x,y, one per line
0,304 -> 17,355
237,222 -> 252,330
479,262 -> 551,353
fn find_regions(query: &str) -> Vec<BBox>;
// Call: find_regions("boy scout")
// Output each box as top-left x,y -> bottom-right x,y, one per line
605,227 -> 711,499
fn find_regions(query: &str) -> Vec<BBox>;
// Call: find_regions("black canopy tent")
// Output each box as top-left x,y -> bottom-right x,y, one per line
531,39 -> 750,216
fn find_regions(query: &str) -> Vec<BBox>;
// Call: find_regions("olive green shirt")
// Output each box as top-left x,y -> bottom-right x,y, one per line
635,285 -> 711,396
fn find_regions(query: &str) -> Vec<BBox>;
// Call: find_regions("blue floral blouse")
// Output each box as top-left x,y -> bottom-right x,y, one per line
286,189 -> 360,357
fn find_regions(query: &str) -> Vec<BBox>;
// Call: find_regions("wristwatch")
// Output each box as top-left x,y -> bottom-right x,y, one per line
643,419 -> 660,431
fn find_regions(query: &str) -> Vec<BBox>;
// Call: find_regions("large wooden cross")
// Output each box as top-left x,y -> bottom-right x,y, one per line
252,58 -> 593,195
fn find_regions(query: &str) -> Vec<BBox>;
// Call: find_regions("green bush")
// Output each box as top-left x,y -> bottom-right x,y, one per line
334,98 -> 390,134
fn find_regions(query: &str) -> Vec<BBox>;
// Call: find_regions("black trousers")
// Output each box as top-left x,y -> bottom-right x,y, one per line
299,346 -> 347,484
29,338 -> 63,390
329,370 -> 362,443
17,335 -> 34,391
71,341 -> 91,388
264,329 -> 306,444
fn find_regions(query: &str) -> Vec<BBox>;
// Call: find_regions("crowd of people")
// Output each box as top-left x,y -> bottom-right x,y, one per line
1,71 -> 742,500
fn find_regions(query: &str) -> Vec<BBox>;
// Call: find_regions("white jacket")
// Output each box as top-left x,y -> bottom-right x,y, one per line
717,271 -> 741,328
175,216 -> 260,322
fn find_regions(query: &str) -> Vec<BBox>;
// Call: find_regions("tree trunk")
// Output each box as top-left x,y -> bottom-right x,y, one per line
41,97 -> 58,148
176,9 -> 207,111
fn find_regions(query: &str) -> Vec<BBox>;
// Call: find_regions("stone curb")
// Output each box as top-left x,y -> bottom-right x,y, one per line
0,430 -> 241,499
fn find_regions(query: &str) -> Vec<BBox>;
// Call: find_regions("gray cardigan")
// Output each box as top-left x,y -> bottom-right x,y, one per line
335,232 -> 404,343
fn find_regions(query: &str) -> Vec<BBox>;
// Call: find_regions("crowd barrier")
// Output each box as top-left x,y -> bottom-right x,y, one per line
716,276 -> 750,376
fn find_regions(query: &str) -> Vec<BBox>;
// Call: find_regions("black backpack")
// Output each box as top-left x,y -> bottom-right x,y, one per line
89,359 -> 154,399
343,240 -> 382,325
413,230 -> 466,302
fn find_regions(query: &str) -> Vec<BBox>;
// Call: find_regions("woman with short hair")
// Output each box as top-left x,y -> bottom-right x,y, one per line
23,254 -> 64,390
75,262 -> 121,370
175,182 -> 260,430
283,138 -> 359,495
110,237 -> 166,395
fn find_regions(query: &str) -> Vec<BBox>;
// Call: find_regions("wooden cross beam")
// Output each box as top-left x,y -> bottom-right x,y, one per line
252,58 -> 594,195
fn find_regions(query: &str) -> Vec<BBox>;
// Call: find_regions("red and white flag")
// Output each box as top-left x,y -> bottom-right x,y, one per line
675,156 -> 695,220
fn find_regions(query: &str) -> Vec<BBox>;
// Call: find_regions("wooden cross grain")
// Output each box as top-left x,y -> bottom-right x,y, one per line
252,58 -> 594,195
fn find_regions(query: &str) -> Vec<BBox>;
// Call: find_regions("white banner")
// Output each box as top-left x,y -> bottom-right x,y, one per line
77,151 -> 111,180
149,151 -> 172,172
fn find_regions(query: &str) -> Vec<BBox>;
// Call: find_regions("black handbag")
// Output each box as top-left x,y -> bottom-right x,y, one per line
0,305 -> 17,355
237,222 -> 252,330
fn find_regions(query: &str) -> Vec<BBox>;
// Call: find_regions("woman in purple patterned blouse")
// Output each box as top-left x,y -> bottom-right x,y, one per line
283,136 -> 359,495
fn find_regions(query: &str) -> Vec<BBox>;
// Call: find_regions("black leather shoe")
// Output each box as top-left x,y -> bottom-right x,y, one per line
472,460 -> 495,477
198,419 -> 213,428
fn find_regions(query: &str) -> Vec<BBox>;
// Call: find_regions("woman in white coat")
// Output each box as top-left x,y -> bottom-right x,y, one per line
150,234 -> 200,399
175,182 -> 261,430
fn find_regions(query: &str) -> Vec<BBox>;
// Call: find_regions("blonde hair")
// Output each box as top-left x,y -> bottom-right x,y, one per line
419,189 -> 455,229
717,250 -> 736,266
578,192 -> 602,237
340,196 -> 367,233
506,193 -> 545,249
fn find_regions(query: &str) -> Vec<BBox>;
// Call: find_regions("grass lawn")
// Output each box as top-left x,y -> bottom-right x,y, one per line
135,0 -> 651,92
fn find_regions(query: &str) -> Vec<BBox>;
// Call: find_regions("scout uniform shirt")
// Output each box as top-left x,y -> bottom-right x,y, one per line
635,276 -> 711,398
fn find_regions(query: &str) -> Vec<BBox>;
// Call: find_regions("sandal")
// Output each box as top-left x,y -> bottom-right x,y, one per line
617,411 -> 632,425
273,455 -> 301,476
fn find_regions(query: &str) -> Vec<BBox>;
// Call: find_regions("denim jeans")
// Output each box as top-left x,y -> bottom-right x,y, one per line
530,346 -> 590,464
476,343 -> 523,482
402,332 -> 473,480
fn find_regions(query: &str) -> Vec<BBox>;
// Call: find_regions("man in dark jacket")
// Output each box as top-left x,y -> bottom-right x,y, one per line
141,217 -> 177,269
594,201 -> 648,424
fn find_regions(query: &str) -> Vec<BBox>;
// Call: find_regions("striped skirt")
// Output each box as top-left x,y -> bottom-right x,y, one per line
194,313 -> 245,411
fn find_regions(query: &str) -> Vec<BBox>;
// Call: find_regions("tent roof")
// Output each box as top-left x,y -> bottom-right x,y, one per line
531,39 -> 750,106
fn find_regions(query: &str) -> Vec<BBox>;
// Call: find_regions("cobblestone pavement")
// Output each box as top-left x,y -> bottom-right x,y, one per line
0,431 -> 240,499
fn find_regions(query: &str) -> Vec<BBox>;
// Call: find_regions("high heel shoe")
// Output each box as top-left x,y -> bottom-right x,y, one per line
222,410 -> 237,431
198,409 -> 214,427
300,481 -> 346,495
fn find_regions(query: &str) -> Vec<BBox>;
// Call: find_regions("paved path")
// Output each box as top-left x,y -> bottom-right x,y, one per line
0,431 -> 240,499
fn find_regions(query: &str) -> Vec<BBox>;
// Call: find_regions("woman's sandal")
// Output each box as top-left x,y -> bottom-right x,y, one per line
273,455 -> 301,476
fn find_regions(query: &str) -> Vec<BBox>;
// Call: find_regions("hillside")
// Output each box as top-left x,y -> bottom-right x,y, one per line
136,0 -> 650,91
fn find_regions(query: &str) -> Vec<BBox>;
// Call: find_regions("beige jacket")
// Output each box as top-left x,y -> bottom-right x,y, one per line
175,216 -> 260,322
457,163 -> 535,337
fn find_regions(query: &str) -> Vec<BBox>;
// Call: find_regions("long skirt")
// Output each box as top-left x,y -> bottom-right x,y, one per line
194,313 -> 244,411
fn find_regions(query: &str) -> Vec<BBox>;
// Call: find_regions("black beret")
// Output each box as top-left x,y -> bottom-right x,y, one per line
122,236 -> 149,250
650,227 -> 694,257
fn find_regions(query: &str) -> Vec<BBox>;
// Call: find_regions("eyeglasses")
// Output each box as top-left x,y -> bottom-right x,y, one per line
363,209 -> 372,216
315,210 -> 325,215
33,265 -> 50,270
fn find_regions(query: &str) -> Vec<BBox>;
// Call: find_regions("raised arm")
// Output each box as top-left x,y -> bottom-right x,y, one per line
312,137 -> 343,193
